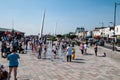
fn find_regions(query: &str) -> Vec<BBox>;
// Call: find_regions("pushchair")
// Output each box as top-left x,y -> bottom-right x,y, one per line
0,64 -> 8,80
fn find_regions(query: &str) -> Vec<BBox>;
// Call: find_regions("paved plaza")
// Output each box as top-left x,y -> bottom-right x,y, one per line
0,44 -> 120,80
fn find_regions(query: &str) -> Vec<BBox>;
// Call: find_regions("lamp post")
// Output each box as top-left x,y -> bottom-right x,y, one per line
109,22 -> 114,50
112,2 -> 120,51
99,22 -> 104,38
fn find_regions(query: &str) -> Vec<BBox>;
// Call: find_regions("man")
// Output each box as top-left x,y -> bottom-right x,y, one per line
66,44 -> 72,62
7,49 -> 20,80
38,43 -> 42,59
52,43 -> 57,59
94,44 -> 98,56
43,44 -> 47,59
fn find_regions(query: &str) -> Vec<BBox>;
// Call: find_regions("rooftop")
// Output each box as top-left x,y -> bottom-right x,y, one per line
0,27 -> 25,33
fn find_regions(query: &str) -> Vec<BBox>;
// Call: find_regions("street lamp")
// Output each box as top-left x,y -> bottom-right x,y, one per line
100,22 -> 104,38
112,2 -> 120,51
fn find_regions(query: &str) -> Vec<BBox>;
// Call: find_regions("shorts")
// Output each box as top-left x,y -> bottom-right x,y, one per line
44,48 -> 47,51
52,50 -> 56,54
9,66 -> 18,68
54,51 -> 56,54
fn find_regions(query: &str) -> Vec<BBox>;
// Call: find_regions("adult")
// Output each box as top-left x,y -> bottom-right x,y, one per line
84,43 -> 87,54
13,39 -> 19,51
37,43 -> 42,59
80,43 -> 84,55
43,44 -> 47,59
25,38 -> 29,50
7,49 -> 20,80
62,42 -> 67,51
66,44 -> 72,62
18,41 -> 23,53
52,44 -> 57,59
94,44 -> 98,56
1,41 -> 7,58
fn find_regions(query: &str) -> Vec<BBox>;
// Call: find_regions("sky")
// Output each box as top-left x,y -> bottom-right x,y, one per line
0,0 -> 120,35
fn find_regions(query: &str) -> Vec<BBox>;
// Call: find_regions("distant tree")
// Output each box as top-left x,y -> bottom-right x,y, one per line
52,36 -> 57,41
66,34 -> 70,39
70,35 -> 76,39
66,34 -> 76,39
56,34 -> 62,38
56,34 -> 65,38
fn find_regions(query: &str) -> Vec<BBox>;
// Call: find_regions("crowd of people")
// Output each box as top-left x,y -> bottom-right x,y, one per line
0,35 -> 24,80
0,35 -> 99,80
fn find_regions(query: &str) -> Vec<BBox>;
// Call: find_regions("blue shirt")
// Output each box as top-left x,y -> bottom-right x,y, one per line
7,53 -> 19,67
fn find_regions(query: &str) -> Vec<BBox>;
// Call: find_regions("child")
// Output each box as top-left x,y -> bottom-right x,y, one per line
72,47 -> 75,60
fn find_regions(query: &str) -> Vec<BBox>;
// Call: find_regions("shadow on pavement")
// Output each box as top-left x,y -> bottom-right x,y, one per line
41,58 -> 51,60
71,58 -> 85,64
84,53 -> 94,56
71,61 -> 85,64
97,55 -> 106,57
74,58 -> 84,60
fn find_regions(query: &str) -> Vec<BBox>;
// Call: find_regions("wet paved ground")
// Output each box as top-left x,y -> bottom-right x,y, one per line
0,43 -> 120,80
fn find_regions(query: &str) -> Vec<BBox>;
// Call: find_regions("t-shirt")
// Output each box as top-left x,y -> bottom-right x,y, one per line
84,44 -> 87,49
80,44 -> 84,50
67,46 -> 72,55
52,45 -> 56,51
7,53 -> 19,67
72,48 -> 75,53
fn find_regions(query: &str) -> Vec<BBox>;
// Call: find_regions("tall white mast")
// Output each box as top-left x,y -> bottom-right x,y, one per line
40,9 -> 45,39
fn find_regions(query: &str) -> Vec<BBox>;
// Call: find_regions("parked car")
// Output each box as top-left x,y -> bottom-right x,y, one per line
115,46 -> 120,51
88,38 -> 94,46
115,42 -> 120,51
97,40 -> 104,46
93,39 -> 99,44
88,38 -> 94,43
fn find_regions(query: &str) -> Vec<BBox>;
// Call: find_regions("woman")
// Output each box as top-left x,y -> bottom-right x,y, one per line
37,43 -> 42,59
7,49 -> 20,80
80,43 -> 84,55
84,43 -> 87,54
52,44 -> 57,59
66,44 -> 72,62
